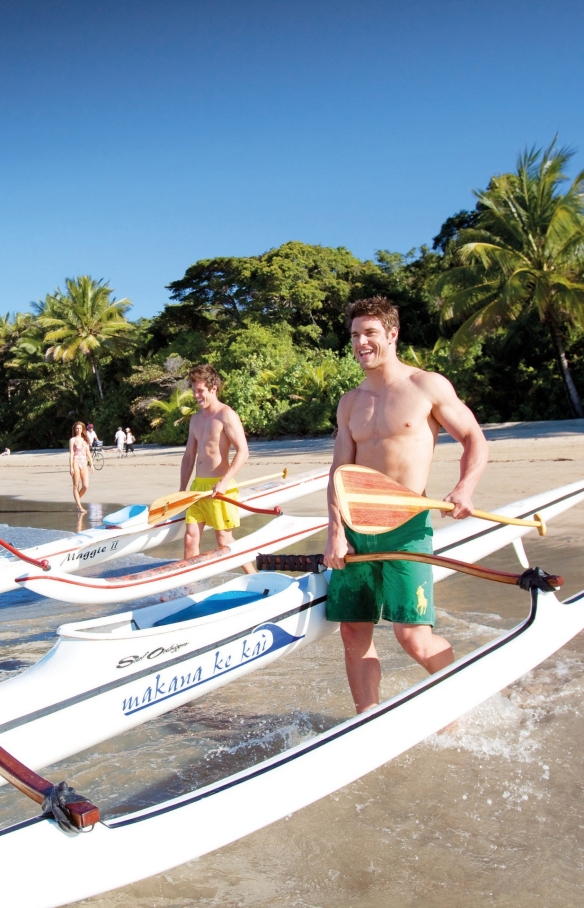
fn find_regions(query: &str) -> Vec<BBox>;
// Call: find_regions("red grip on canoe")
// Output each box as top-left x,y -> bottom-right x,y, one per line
213,494 -> 282,516
0,538 -> 50,571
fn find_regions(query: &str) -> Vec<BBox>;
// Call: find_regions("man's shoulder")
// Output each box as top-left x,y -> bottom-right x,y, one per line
408,367 -> 453,399
339,382 -> 367,406
216,402 -> 242,424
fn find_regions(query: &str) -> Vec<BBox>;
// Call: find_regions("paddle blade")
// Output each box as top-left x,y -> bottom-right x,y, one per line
148,491 -> 205,525
334,465 -> 425,534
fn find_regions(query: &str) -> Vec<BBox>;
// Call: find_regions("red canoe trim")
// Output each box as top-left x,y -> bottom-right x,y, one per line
16,522 -> 329,590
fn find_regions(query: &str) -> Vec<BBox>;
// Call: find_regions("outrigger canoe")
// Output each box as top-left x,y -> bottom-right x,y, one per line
14,512 -> 329,605
14,478 -> 584,605
1,502 -> 584,906
0,467 -> 329,594
1,479 -> 583,792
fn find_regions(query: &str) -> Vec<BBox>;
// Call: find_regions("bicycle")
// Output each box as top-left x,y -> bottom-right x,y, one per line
92,441 -> 105,470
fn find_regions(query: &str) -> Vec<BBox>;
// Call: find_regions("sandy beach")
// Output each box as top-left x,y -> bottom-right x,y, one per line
2,418 -> 583,521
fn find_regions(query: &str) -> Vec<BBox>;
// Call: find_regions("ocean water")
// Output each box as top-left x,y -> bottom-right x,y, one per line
0,497 -> 583,907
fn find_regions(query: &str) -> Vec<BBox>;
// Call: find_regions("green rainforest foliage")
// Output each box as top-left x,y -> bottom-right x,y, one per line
2,143 -> 583,449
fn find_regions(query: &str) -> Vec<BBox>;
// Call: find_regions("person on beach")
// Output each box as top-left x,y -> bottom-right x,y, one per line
179,363 -> 255,573
69,421 -> 94,513
86,423 -> 100,449
124,428 -> 136,456
115,427 -> 126,457
323,296 -> 489,714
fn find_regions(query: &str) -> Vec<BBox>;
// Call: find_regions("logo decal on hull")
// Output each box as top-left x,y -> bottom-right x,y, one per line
116,642 -> 188,669
121,623 -> 303,716
60,540 -> 120,566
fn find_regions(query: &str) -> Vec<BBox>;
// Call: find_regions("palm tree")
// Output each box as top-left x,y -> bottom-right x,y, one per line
35,276 -> 134,399
147,387 -> 196,430
434,140 -> 584,417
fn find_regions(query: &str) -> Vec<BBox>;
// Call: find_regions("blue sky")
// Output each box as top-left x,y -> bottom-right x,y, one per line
1,0 -> 583,319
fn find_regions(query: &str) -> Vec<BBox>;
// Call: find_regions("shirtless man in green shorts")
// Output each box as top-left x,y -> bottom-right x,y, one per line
323,297 -> 489,713
180,363 -> 255,573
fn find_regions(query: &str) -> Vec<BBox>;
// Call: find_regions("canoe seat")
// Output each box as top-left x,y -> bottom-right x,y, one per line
153,589 -> 269,627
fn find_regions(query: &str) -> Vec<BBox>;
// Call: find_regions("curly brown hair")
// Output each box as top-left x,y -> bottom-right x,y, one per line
346,296 -> 400,335
71,421 -> 89,445
188,363 -> 223,392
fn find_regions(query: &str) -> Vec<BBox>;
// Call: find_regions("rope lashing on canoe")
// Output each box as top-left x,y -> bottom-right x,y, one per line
41,781 -> 99,833
0,537 -> 50,570
256,551 -> 563,590
0,744 -> 100,832
516,566 -> 563,592
213,494 -> 282,517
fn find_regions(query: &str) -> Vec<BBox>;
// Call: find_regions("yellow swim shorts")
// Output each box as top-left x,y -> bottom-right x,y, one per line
184,476 -> 240,530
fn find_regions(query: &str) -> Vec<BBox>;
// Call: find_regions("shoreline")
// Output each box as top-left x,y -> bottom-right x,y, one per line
0,419 -> 582,517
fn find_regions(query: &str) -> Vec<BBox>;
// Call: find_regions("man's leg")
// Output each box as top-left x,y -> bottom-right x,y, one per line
215,529 -> 256,573
340,622 -> 380,714
393,623 -> 453,674
184,521 -> 205,559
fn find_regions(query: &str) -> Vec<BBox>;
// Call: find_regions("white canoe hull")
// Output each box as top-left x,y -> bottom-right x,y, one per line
1,480 -> 582,792
15,512 -> 329,604
0,565 -> 332,781
0,468 -> 329,594
2,586 -> 583,908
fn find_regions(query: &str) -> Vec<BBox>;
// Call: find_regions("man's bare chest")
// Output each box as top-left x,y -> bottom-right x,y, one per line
194,416 -> 226,448
349,389 -> 433,443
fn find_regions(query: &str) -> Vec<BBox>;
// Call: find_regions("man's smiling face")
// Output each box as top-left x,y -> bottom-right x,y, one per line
350,316 -> 397,370
192,381 -> 217,409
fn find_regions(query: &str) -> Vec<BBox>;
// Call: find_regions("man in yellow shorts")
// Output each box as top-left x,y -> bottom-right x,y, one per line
179,363 -> 255,573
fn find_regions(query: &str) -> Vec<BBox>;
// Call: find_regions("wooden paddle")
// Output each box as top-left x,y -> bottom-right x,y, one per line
148,469 -> 288,525
334,465 -> 546,536
0,744 -> 100,830
255,551 -> 563,590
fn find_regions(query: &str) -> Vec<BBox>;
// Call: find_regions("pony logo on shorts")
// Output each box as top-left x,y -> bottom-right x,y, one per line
415,584 -> 429,616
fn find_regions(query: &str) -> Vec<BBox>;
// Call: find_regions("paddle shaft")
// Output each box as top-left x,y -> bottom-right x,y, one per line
256,551 -> 562,588
348,492 -> 546,536
347,552 -> 561,587
148,469 -> 288,524
0,745 -> 100,828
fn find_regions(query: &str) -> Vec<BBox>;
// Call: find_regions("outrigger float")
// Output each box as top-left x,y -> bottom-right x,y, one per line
0,482 -> 583,906
0,467 -> 329,595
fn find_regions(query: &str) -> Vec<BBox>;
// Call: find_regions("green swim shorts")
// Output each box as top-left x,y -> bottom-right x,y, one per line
326,510 -> 434,626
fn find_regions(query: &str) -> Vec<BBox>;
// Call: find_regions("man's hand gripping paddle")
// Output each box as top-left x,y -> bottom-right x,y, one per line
148,469 -> 288,525
334,465 -> 546,536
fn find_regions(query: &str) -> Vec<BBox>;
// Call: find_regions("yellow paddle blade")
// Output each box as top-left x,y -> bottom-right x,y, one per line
148,490 -> 210,525
147,469 -> 290,526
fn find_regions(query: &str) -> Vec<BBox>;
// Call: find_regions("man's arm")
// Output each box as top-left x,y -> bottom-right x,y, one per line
426,373 -> 489,518
323,394 -> 357,570
213,408 -> 249,495
179,417 -> 198,491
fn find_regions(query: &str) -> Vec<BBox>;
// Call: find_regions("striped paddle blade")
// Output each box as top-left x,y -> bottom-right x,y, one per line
334,465 -> 434,534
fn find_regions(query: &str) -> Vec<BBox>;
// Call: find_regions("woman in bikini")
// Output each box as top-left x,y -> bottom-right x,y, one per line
69,421 -> 94,513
